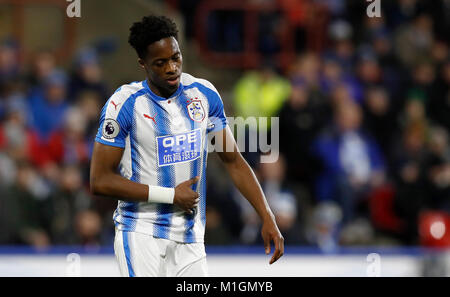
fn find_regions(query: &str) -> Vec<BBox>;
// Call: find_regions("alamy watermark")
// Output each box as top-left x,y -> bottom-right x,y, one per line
366,0 -> 381,18
366,253 -> 381,277
207,116 -> 279,164
66,0 -> 81,18
66,253 -> 81,277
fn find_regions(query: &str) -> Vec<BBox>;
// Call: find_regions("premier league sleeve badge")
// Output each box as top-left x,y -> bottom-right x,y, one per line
102,118 -> 120,139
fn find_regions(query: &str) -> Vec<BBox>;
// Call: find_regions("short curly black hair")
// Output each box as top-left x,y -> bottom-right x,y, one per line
128,15 -> 179,59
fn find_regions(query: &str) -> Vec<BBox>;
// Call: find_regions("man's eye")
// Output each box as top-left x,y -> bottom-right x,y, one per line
155,61 -> 164,67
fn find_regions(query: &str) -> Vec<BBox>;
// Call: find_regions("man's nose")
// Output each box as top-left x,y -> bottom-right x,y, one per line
166,61 -> 177,74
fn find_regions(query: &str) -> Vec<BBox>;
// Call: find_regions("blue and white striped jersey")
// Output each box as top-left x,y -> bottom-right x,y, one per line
95,73 -> 228,243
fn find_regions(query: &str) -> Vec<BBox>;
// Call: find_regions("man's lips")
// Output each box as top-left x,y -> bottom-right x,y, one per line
166,76 -> 180,85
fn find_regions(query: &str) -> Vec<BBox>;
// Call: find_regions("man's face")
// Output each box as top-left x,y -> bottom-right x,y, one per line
139,37 -> 182,97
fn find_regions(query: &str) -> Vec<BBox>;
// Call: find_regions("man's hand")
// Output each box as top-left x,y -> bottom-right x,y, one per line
261,217 -> 285,264
174,176 -> 200,214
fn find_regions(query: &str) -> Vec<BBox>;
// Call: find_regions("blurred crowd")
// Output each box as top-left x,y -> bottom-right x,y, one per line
204,0 -> 450,249
0,45 -> 112,248
0,0 -> 449,249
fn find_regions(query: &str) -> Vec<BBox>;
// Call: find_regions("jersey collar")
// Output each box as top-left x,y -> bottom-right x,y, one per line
143,79 -> 183,101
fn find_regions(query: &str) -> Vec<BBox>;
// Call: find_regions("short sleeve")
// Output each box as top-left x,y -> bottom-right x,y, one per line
193,80 -> 227,134
95,90 -> 133,148
207,92 -> 228,134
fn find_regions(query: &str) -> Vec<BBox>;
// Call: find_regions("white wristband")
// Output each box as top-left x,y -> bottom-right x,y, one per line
147,185 -> 175,204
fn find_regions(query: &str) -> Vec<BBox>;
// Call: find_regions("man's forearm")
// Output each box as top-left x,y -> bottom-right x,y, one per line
90,172 -> 149,202
219,148 -> 284,264
223,155 -> 275,222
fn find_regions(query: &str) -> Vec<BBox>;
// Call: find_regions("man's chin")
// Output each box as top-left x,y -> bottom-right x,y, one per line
165,81 -> 180,91
166,76 -> 180,88
150,79 -> 180,97
157,82 -> 179,98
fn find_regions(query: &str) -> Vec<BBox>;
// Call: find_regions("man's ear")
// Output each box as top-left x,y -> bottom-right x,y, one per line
138,58 -> 146,70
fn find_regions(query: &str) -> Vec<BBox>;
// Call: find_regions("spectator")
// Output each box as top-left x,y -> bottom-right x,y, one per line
362,86 -> 397,158
74,209 -> 102,247
2,161 -> 52,247
369,26 -> 405,97
0,97 -> 38,166
28,70 -> 69,141
320,56 -> 342,94
278,80 -> 329,185
428,60 -> 450,130
392,122 -> 429,243
233,65 -> 291,128
312,101 -> 385,223
424,126 -> 450,211
46,107 -> 90,166
306,202 -> 342,253
398,90 -> 428,131
324,19 -> 355,75
394,13 -> 434,69
233,65 -> 291,165
355,47 -> 382,90
204,206 -> 233,245
289,52 -> 321,89
76,91 -> 102,139
50,164 -> 92,244
26,50 -> 57,88
0,39 -> 20,85
68,48 -> 109,102
409,62 -> 436,104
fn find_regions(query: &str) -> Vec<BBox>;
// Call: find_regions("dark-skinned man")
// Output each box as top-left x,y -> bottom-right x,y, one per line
90,15 -> 284,277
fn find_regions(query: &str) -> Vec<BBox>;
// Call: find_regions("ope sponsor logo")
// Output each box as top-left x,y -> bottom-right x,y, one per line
162,130 -> 199,148
157,129 -> 202,167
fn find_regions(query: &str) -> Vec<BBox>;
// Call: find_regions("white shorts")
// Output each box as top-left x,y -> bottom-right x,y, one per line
114,229 -> 208,277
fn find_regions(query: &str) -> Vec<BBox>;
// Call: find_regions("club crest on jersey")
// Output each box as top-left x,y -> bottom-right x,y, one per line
187,100 -> 205,122
102,118 -> 120,139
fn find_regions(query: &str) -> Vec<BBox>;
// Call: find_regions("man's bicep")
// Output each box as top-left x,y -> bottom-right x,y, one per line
91,141 -> 124,174
214,126 -> 240,164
